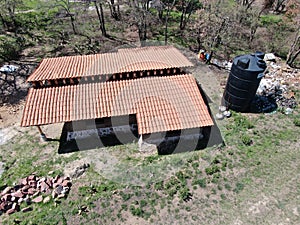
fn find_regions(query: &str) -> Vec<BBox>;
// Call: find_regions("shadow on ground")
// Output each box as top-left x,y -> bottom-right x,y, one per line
58,85 -> 224,154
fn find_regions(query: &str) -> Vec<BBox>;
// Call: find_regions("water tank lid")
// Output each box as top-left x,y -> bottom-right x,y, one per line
255,51 -> 265,59
233,52 -> 267,72
237,58 -> 250,69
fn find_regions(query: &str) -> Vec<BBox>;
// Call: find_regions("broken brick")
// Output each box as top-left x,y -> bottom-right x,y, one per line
1,194 -> 12,202
28,175 -> 36,181
21,178 -> 28,186
61,180 -> 72,188
39,181 -> 50,192
21,185 -> 30,192
21,206 -> 33,213
6,208 -> 16,215
27,188 -> 36,195
28,180 -> 37,188
45,178 -> 53,188
1,187 -> 12,195
55,185 -> 63,195
32,195 -> 43,203
12,190 -> 24,198
43,196 -> 51,204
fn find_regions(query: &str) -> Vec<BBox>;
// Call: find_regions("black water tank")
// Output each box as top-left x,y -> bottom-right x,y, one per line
222,52 -> 267,112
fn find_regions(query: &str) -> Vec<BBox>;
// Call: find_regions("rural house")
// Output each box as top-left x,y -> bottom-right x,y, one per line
21,46 -> 214,153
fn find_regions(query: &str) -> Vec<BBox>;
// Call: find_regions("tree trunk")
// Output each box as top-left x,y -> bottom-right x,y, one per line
164,0 -> 176,45
0,13 -> 8,30
180,7 -> 186,30
286,27 -> 300,67
94,1 -> 107,37
109,0 -> 120,20
164,14 -> 169,45
158,10 -> 163,20
69,14 -> 77,34
287,49 -> 300,67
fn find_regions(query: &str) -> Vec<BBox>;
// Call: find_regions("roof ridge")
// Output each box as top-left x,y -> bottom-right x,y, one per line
27,46 -> 193,82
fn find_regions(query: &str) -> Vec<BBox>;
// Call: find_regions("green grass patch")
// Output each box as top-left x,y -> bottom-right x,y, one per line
260,14 -> 282,26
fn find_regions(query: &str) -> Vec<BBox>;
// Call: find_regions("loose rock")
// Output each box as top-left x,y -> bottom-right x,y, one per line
32,195 -> 43,203
43,196 -> 51,204
21,206 -> 33,213
0,174 -> 72,215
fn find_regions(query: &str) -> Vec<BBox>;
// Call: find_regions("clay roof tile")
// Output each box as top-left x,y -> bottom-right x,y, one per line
21,75 -> 213,134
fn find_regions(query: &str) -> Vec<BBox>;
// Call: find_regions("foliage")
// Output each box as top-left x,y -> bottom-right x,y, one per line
232,112 -> 254,130
130,205 -> 143,217
178,186 -> 191,201
0,35 -> 25,61
293,117 -> 300,126
192,178 -> 206,188
240,134 -> 253,146
233,182 -> 245,193
205,165 -> 220,175
260,14 -> 283,26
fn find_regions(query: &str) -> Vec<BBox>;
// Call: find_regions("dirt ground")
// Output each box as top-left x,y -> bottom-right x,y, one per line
0,47 -> 299,225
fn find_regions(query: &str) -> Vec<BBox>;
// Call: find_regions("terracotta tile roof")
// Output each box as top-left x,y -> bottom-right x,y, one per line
21,75 -> 213,134
27,46 -> 193,82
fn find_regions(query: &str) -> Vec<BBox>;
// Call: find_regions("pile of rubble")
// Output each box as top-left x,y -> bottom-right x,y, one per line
0,174 -> 72,215
255,53 -> 299,113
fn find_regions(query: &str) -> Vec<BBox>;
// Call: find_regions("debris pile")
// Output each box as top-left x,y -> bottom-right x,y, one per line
0,174 -> 72,215
255,56 -> 299,113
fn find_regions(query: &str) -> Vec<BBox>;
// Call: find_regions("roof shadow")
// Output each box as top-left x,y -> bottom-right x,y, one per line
58,84 -> 224,155
58,122 -> 139,154
156,84 -> 224,155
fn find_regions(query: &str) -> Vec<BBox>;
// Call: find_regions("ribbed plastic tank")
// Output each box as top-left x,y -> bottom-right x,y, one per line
222,51 -> 267,112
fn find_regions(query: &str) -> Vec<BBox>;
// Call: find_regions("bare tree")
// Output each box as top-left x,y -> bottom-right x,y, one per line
236,0 -> 256,10
150,0 -> 164,20
273,0 -> 289,13
164,0 -> 176,44
186,0 -> 266,59
94,0 -> 108,37
107,0 -> 121,20
287,26 -> 300,67
178,0 -> 202,30
127,0 -> 152,43
55,0 -> 77,34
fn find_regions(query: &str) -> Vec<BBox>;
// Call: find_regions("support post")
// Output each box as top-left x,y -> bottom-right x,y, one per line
36,126 -> 47,141
138,135 -> 143,150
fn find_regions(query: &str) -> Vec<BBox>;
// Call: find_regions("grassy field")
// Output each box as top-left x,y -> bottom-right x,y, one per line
0,88 -> 299,224
0,1 -> 299,223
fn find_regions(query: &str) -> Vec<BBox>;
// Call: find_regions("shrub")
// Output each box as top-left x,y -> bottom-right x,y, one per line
233,113 -> 254,130
140,199 -> 147,208
179,187 -> 191,201
241,134 -> 253,146
260,14 -> 282,26
0,36 -> 25,61
233,182 -> 245,193
192,178 -> 206,188
205,165 -> 220,175
119,191 -> 132,201
212,173 -> 221,183
154,181 -> 164,190
293,117 -> 300,127
130,205 -> 143,217
220,193 -> 227,200
224,183 -> 231,191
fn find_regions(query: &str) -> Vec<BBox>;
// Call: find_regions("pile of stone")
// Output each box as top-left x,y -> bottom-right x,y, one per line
0,174 -> 72,215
